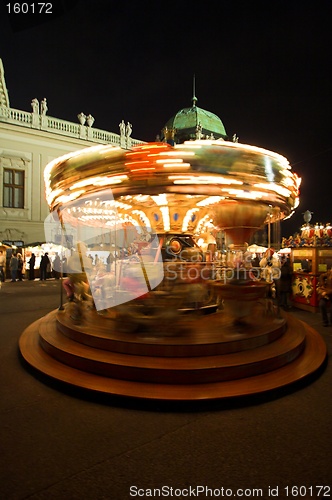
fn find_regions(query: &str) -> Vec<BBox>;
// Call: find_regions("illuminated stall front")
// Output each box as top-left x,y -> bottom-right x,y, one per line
283,223 -> 332,312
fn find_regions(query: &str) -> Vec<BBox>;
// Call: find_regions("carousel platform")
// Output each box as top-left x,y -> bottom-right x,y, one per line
19,300 -> 327,402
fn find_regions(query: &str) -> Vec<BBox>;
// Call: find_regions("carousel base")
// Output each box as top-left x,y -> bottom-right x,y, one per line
19,302 -> 327,402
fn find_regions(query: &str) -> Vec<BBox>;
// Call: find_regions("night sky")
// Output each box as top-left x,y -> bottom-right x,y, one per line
1,0 -> 331,238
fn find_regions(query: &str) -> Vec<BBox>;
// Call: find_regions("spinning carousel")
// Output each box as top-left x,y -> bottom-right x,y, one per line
19,141 -> 327,401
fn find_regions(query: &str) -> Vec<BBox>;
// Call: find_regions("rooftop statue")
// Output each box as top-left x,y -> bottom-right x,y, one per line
41,98 -> 48,115
31,98 -> 39,114
119,119 -> 126,136
126,122 -> 132,138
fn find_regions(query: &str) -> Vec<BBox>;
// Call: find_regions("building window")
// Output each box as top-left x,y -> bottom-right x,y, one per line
3,169 -> 25,208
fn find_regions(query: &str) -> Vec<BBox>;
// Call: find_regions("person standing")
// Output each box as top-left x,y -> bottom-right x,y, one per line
28,253 -> 36,280
106,252 -> 114,272
46,254 -> 52,279
52,253 -> 61,279
0,250 -> 6,282
39,252 -> 50,280
278,256 -> 292,309
17,253 -> 24,281
9,253 -> 18,282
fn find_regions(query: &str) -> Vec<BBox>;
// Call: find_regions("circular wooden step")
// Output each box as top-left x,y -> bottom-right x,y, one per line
38,314 -> 305,384
19,307 -> 327,401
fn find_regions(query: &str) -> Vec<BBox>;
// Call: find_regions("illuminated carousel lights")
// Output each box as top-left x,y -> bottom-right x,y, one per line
195,214 -> 213,234
102,200 -> 133,210
44,141 -> 300,232
147,150 -> 195,158
159,206 -> 171,231
104,215 -> 139,227
196,196 -> 224,207
167,175 -> 243,185
131,210 -> 152,229
182,208 -> 200,232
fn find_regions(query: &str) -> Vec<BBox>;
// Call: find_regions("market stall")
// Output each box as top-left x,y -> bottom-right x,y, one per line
283,223 -> 332,312
24,242 -> 71,279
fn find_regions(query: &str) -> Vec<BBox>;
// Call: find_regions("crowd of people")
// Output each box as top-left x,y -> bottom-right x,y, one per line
0,249 -> 115,284
0,250 -> 61,282
0,251 -> 25,282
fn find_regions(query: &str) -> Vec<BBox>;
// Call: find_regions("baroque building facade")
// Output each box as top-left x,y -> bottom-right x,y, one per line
0,58 -> 143,246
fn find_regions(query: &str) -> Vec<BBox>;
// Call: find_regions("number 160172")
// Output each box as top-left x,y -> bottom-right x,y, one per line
284,485 -> 330,497
6,3 -> 53,14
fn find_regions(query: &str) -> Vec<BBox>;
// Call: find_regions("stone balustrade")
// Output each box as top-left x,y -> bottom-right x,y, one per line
0,105 -> 145,148
46,116 -> 80,135
0,106 -> 32,125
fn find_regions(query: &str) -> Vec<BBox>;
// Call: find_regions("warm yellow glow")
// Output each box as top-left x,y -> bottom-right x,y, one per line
104,200 -> 132,210
168,175 -> 243,185
148,151 -> 195,157
196,196 -> 224,207
253,183 -> 291,198
155,159 -> 183,164
129,144 -> 164,151
46,188 -> 63,206
44,145 -> 121,206
195,214 -> 212,234
182,208 -> 199,231
220,188 -> 265,199
131,210 -> 152,228
69,177 -> 111,190
128,167 -> 156,172
94,176 -> 128,186
56,190 -> 86,204
197,140 -> 292,168
161,163 -> 191,169
124,160 -> 150,166
98,146 -> 121,156
154,159 -> 191,169
45,141 -> 300,231
128,195 -> 150,203
280,175 -> 296,187
105,215 -> 139,227
151,194 -> 168,206
160,206 -> 170,231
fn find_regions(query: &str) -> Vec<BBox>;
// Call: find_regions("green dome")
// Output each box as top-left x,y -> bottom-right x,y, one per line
162,98 -> 227,144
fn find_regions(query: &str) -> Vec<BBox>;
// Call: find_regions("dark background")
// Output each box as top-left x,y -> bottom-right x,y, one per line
1,0 -> 331,238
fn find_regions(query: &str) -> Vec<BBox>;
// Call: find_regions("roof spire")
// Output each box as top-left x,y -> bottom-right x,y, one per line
192,74 -> 197,107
